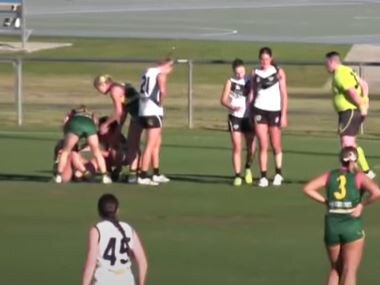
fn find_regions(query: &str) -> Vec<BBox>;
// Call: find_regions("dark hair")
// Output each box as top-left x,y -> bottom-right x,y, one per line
259,47 -> 272,58
159,56 -> 174,65
325,51 -> 341,59
98,193 -> 128,240
98,116 -> 118,133
232,58 -> 244,70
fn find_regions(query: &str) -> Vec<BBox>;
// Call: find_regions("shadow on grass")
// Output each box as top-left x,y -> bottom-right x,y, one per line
0,134 -> 56,142
169,173 -> 232,185
0,173 -> 50,182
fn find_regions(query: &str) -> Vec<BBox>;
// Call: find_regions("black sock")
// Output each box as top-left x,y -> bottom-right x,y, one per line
235,173 -> 241,178
153,168 -> 160,176
364,170 -> 369,174
261,171 -> 267,178
140,171 -> 148,179
245,162 -> 251,169
275,168 -> 282,175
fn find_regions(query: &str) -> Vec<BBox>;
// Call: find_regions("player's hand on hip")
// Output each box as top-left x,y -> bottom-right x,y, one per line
351,203 -> 363,218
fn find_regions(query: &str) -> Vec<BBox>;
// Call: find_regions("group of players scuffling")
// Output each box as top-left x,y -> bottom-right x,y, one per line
53,58 -> 174,186
55,47 -> 380,285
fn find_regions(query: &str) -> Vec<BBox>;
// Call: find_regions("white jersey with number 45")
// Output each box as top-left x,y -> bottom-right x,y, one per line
94,220 -> 136,285
139,67 -> 164,117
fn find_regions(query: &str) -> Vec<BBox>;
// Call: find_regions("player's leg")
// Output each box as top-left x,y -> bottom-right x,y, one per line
138,124 -> 160,186
55,133 -> 79,183
61,152 -> 74,183
125,119 -> 143,183
341,238 -> 364,285
87,134 -> 112,184
231,129 -> 243,186
255,122 -> 269,187
151,127 -> 169,183
269,125 -> 283,186
326,244 -> 343,285
243,118 -> 255,184
339,110 -> 374,177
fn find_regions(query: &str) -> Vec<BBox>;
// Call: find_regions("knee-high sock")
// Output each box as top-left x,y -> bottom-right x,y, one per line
357,146 -> 370,172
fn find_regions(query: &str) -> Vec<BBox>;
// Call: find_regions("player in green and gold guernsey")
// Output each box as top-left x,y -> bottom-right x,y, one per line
54,105 -> 112,184
325,51 -> 375,179
94,75 -> 142,183
303,147 -> 380,285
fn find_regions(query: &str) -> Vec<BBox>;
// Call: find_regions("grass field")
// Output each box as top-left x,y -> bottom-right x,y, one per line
1,129 -> 380,285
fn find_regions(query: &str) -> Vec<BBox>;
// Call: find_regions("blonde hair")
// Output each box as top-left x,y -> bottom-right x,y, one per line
93,74 -> 112,88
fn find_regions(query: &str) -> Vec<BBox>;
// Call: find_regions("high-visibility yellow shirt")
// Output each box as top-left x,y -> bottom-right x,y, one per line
332,65 -> 366,112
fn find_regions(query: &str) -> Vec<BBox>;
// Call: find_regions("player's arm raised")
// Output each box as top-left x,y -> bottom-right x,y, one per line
81,227 -> 99,285
131,230 -> 148,285
303,172 -> 329,204
278,68 -> 288,128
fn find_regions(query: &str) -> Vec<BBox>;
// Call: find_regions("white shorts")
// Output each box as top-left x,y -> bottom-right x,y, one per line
93,268 -> 135,285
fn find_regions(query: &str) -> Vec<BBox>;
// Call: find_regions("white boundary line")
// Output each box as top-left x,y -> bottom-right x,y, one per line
26,1 -> 363,17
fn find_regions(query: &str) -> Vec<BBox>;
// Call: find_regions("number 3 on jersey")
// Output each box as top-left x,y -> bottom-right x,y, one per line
334,175 -> 347,200
103,237 -> 131,266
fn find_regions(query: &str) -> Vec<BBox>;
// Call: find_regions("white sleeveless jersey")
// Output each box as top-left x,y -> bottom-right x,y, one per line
93,220 -> 135,285
253,66 -> 281,111
139,67 -> 164,117
228,77 -> 250,118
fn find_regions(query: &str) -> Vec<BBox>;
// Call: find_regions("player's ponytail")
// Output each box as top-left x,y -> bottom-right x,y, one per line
339,147 -> 358,173
98,194 -> 129,241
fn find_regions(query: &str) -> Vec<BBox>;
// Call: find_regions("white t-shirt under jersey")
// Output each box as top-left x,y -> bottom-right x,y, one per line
253,66 -> 281,112
93,220 -> 135,285
228,77 -> 250,118
139,67 -> 164,117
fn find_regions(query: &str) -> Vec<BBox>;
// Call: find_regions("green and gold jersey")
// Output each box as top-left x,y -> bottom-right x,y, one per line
326,169 -> 362,214
332,65 -> 365,112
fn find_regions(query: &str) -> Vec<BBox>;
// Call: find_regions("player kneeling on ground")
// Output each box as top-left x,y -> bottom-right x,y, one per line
54,105 -> 112,184
53,139 -> 95,183
97,116 -> 129,182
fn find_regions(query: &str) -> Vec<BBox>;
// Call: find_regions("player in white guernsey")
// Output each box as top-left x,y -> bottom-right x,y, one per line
137,58 -> 174,186
251,47 -> 288,187
220,58 -> 256,186
82,194 -> 147,285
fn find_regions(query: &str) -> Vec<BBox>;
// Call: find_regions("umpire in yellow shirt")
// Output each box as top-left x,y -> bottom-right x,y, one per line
325,51 -> 375,178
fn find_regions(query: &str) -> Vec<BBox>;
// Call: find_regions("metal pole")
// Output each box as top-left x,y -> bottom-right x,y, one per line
15,58 -> 23,126
187,60 -> 193,129
21,0 -> 26,50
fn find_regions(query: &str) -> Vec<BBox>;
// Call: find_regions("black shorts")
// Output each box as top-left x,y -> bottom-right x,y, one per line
338,109 -> 363,136
139,115 -> 163,129
228,115 -> 253,133
253,107 -> 281,127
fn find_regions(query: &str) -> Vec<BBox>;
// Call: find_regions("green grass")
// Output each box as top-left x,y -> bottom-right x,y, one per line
1,129 -> 380,285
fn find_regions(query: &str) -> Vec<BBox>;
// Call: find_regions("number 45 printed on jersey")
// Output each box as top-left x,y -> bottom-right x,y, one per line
103,237 -> 131,266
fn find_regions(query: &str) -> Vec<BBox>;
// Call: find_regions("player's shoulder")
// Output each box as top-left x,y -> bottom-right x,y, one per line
335,64 -> 353,78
